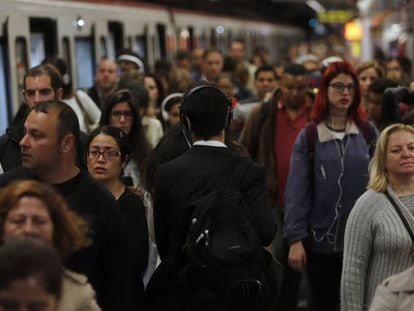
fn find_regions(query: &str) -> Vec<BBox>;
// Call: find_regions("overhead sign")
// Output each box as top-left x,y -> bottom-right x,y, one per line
318,10 -> 354,24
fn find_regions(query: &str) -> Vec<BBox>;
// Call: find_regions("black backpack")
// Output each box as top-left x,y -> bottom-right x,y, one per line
177,159 -> 281,310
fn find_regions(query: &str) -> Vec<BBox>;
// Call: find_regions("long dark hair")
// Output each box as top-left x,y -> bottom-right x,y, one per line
100,89 -> 151,169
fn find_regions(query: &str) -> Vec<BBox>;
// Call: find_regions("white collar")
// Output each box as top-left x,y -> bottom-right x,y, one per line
317,120 -> 359,143
193,140 -> 227,148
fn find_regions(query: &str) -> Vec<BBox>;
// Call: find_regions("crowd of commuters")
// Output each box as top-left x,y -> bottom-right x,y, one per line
0,38 -> 413,311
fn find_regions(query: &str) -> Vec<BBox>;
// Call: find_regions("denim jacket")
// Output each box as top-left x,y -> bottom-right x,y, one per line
284,121 -> 373,254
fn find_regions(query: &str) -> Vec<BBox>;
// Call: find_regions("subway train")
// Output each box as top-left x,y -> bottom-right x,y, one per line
0,0 -> 306,132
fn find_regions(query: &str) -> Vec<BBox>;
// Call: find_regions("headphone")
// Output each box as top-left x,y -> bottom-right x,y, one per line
161,92 -> 183,122
179,84 -> 233,133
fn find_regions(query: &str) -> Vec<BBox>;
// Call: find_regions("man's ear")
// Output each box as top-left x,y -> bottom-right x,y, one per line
60,134 -> 76,154
56,88 -> 64,100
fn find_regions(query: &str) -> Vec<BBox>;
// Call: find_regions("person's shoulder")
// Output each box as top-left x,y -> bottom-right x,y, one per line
0,167 -> 31,187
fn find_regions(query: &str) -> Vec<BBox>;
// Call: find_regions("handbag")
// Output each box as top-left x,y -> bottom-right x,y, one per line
384,191 -> 414,252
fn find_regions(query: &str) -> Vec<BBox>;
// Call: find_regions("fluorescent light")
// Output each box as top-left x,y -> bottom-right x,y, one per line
306,0 -> 326,13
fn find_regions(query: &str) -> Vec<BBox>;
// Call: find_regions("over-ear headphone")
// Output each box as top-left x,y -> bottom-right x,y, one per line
161,92 -> 183,122
179,84 -> 233,132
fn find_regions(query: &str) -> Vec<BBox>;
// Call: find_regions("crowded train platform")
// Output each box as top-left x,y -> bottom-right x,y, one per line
0,0 -> 414,310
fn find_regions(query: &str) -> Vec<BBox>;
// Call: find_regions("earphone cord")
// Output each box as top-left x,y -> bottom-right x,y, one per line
312,121 -> 350,244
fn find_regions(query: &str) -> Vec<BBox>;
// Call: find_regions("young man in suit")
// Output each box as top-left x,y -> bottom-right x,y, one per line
149,82 -> 277,309
153,82 -> 276,261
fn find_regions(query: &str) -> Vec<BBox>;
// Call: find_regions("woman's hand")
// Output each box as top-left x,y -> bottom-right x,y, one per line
288,240 -> 307,272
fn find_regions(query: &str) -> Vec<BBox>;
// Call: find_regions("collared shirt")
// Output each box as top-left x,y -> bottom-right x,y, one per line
193,140 -> 227,148
275,100 -> 311,208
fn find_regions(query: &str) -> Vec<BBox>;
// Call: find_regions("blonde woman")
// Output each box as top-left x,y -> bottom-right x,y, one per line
341,123 -> 414,310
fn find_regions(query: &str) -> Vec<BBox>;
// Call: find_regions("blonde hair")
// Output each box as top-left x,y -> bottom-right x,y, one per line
368,123 -> 414,192
356,60 -> 385,78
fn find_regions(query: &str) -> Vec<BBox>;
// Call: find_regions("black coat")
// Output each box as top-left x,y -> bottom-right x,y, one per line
153,145 -> 276,260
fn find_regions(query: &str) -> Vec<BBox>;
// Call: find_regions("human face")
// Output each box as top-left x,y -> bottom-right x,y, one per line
20,111 -> 61,175
327,73 -> 355,116
4,196 -> 53,243
96,59 -> 118,91
358,67 -> 379,98
23,75 -> 60,109
386,60 -> 403,80
0,279 -> 58,311
254,71 -> 277,100
144,77 -> 159,106
203,52 -> 223,82
168,103 -> 181,126
367,92 -> 382,124
385,130 -> 414,181
281,74 -> 308,110
229,42 -> 245,63
218,76 -> 234,97
191,48 -> 204,72
87,134 -> 123,184
118,60 -> 138,75
109,102 -> 134,135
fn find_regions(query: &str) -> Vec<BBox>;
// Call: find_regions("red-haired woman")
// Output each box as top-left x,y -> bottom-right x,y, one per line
283,61 -> 376,311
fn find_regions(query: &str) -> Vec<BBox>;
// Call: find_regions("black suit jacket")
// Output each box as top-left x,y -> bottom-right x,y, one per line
153,145 -> 276,260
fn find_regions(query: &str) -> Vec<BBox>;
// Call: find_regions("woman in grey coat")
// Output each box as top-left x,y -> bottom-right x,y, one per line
341,123 -> 414,311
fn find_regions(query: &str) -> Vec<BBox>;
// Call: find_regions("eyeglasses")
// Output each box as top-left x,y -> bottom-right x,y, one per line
329,83 -> 356,93
110,110 -> 133,120
87,148 -> 121,160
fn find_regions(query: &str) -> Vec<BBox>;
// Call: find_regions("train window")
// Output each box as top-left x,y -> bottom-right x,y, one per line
0,39 -> 10,133
99,37 -> 107,58
29,18 -> 57,64
30,33 -> 45,67
108,21 -> 124,56
15,37 -> 27,105
210,28 -> 217,48
134,34 -> 147,63
156,24 -> 166,59
74,37 -> 94,89
62,37 -> 71,75
188,27 -> 194,50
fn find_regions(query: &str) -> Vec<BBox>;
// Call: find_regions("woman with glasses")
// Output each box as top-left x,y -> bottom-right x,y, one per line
100,89 -> 151,187
342,124 -> 414,311
86,125 -> 148,308
284,61 -> 376,311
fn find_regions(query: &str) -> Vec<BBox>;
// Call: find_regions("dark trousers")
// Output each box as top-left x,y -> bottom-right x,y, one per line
307,252 -> 342,311
268,208 -> 302,310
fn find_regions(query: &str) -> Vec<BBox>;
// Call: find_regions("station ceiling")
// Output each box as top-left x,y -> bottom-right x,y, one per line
138,0 -> 360,30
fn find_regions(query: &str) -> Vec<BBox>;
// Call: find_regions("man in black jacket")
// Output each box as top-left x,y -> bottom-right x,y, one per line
148,83 -> 276,310
0,100 -> 136,311
0,65 -> 63,173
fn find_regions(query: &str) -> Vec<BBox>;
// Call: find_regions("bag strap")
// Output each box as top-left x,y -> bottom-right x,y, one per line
384,191 -> 414,243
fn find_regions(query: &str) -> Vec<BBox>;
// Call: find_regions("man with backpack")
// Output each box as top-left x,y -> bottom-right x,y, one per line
147,82 -> 277,310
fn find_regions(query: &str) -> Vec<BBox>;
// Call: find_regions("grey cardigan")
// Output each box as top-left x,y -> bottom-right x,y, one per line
341,188 -> 414,311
